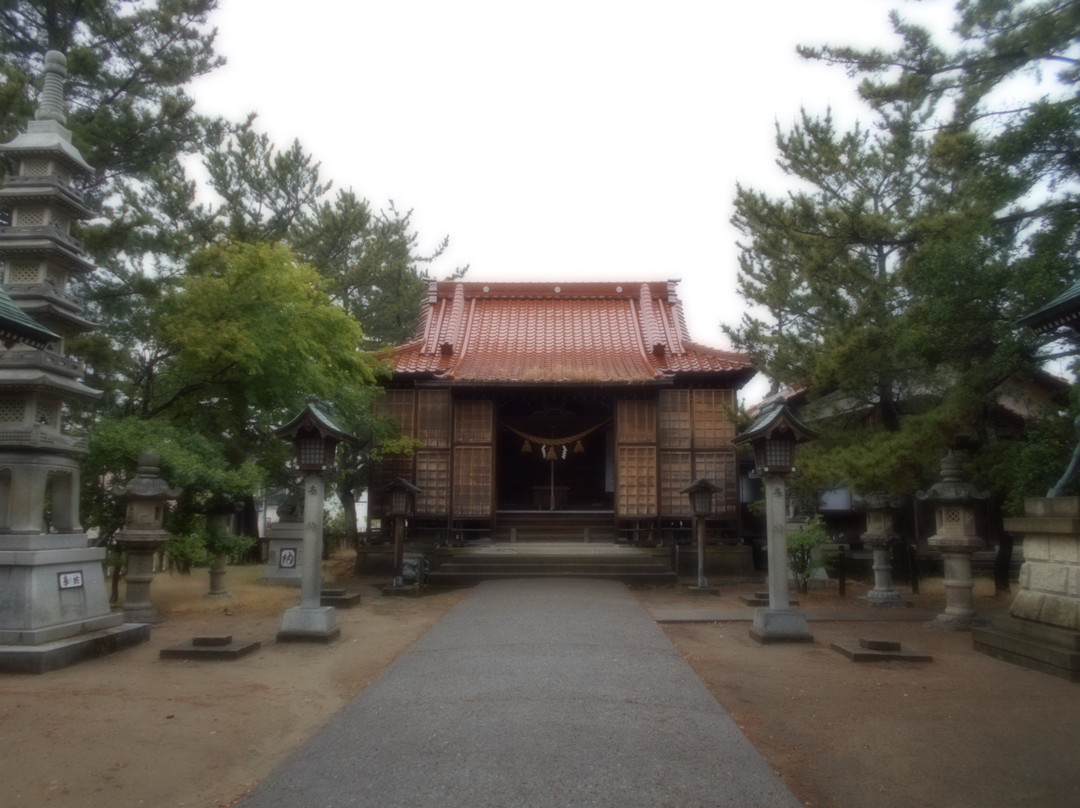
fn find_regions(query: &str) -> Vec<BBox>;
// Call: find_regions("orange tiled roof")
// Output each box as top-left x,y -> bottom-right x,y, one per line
389,280 -> 753,384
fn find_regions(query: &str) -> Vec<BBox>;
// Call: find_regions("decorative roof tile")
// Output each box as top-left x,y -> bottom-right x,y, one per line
388,280 -> 753,384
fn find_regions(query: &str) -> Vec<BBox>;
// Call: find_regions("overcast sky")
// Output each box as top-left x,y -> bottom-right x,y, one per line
189,0 -> 958,397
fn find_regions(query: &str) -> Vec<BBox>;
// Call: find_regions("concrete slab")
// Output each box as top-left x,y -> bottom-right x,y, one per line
160,635 -> 262,661
830,637 -> 933,663
651,607 -> 940,624
236,578 -> 803,808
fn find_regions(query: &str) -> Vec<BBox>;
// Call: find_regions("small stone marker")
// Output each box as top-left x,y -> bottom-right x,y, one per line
830,637 -> 932,663
160,635 -> 261,661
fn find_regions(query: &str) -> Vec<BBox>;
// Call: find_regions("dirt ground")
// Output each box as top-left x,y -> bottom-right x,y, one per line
1,555 -> 1077,808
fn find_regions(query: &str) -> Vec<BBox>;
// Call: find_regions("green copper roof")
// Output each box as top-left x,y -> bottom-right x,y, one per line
1019,280 -> 1080,334
0,285 -> 59,349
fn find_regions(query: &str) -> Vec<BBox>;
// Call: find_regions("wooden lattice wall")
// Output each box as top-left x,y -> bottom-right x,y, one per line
373,392 -> 495,521
452,399 -> 493,518
616,398 -> 657,518
374,386 -> 738,524
657,389 -> 737,517
370,391 -> 417,520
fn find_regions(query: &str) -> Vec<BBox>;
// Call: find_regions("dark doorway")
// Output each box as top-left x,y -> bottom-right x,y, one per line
496,394 -> 612,512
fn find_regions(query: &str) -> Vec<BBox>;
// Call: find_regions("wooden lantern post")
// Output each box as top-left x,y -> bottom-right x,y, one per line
681,479 -> 720,589
385,478 -> 421,585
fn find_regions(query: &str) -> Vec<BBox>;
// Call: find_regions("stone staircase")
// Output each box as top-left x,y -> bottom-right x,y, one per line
428,542 -> 677,586
494,511 -> 617,543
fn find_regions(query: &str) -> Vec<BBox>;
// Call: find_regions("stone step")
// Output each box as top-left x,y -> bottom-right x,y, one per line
428,541 -> 676,586
428,569 -> 678,587
438,561 -> 671,574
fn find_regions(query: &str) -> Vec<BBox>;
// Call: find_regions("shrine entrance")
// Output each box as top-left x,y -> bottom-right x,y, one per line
496,394 -> 613,512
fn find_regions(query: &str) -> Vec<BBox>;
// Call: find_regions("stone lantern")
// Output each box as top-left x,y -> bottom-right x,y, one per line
681,479 -> 720,589
917,451 -> 989,630
734,403 -> 816,643
114,452 -> 181,623
274,399 -> 355,642
385,477 -> 420,585
859,493 -> 911,607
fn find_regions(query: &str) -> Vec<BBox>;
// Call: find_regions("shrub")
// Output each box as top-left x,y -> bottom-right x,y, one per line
787,515 -> 830,593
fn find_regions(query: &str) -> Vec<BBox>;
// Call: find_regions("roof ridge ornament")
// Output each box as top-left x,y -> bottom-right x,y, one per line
638,283 -> 665,357
441,282 -> 466,356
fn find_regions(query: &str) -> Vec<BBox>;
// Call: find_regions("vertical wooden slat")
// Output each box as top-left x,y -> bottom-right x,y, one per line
693,450 -> 738,515
616,397 -> 658,518
454,399 -> 493,443
692,389 -> 735,449
375,389 -> 416,439
658,390 -> 691,449
369,453 -> 414,520
453,445 -> 492,517
415,451 -> 450,515
660,451 -> 692,517
617,446 -> 657,517
617,399 -> 657,443
416,390 -> 451,448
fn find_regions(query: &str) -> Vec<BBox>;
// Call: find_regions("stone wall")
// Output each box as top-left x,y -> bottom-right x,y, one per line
1007,497 -> 1080,631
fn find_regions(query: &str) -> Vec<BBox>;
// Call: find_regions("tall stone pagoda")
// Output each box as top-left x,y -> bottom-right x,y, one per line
0,51 -> 148,672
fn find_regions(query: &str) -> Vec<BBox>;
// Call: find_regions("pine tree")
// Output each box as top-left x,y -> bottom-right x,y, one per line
728,2 -> 1078,504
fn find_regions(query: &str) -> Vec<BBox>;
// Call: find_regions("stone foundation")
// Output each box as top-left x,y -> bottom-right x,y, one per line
973,497 -> 1080,681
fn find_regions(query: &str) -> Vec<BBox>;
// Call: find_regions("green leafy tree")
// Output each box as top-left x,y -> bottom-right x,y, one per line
204,130 -> 464,545
1,2 -> 457,551
151,241 -> 385,463
83,241 -> 389,556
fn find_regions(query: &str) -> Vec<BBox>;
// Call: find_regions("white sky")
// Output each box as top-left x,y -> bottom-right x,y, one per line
189,0 -> 959,400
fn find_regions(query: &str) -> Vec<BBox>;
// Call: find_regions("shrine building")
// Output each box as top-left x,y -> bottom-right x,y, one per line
369,280 -> 754,546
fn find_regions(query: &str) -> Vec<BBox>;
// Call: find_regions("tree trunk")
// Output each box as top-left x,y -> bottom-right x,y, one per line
338,482 -> 359,548
110,559 -> 123,604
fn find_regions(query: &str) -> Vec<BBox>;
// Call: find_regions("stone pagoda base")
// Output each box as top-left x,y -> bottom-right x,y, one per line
0,622 -> 149,674
0,532 -> 150,673
973,497 -> 1080,682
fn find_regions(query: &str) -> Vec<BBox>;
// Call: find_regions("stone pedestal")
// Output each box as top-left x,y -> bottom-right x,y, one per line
206,554 -> 231,598
118,533 -> 167,623
261,519 -> 303,587
750,607 -> 813,644
973,497 -> 1080,681
277,605 -> 339,643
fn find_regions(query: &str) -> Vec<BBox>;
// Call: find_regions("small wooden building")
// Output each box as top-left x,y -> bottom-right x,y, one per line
369,280 -> 754,544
